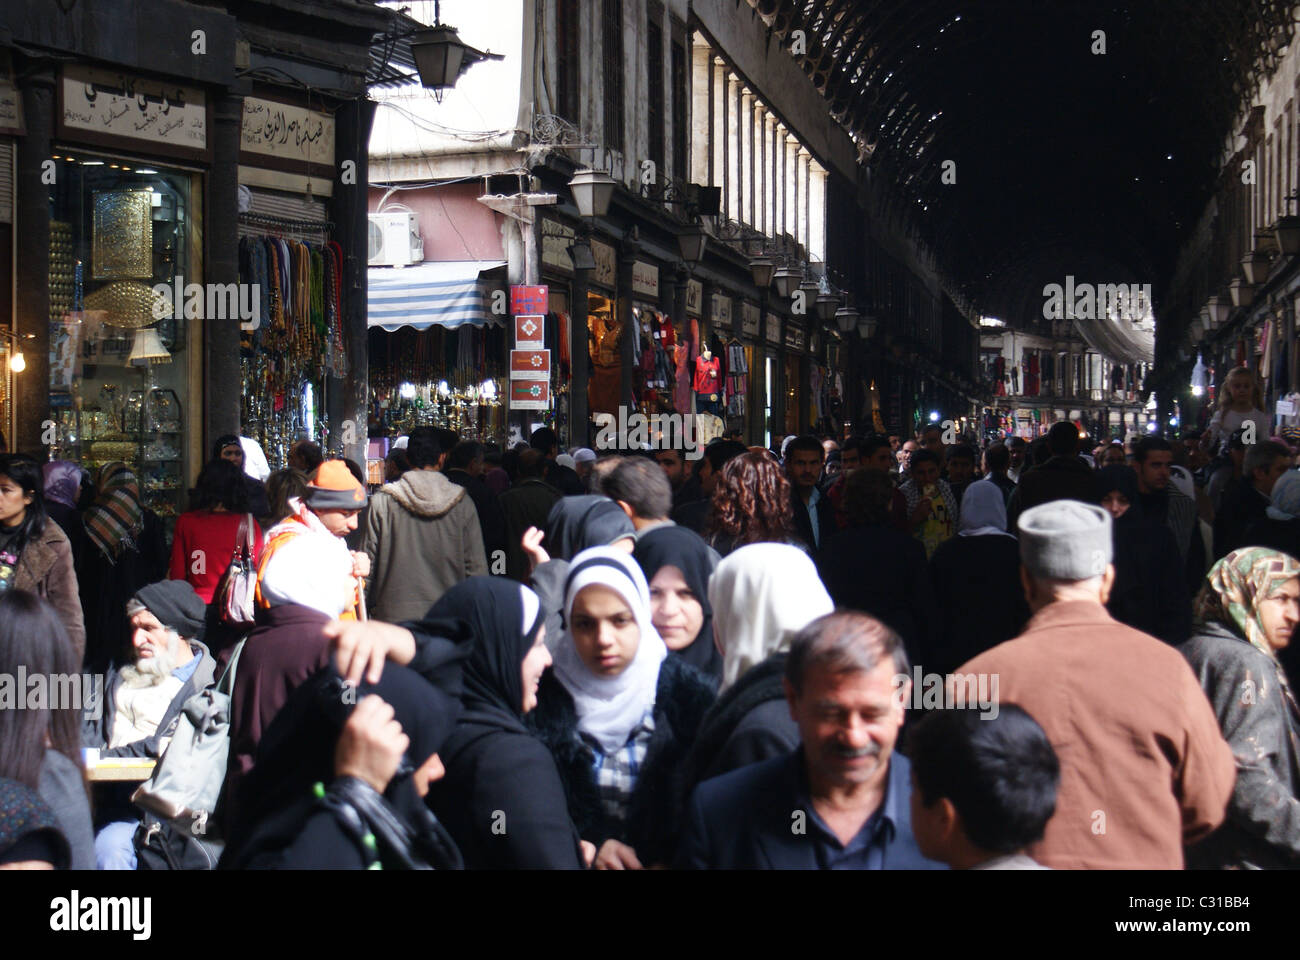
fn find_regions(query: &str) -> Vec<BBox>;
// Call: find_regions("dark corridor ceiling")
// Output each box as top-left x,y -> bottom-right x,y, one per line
746,0 -> 1300,336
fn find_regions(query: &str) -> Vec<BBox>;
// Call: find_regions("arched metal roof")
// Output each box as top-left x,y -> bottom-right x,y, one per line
747,0 -> 1299,352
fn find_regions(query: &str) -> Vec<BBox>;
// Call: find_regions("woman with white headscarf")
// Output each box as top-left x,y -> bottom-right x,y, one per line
527,546 -> 717,870
680,543 -> 832,794
928,480 -> 1031,675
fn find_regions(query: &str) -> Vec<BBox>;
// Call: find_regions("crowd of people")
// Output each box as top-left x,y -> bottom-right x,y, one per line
1,367 -> 1298,871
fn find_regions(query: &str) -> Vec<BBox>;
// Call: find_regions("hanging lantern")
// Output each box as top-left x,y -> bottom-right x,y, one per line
1190,353 -> 1208,397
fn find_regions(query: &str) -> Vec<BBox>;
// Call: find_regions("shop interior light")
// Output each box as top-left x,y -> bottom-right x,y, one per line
437,380 -> 451,397
480,379 -> 497,400
929,411 -> 940,422
399,381 -> 417,399
8,351 -> 25,373
82,160 -> 104,166
136,168 -> 158,175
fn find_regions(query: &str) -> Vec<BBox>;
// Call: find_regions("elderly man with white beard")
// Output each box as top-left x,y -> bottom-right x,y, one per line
83,579 -> 215,869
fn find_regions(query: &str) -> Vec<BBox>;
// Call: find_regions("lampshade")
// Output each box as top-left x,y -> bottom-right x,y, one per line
749,255 -> 776,290
772,265 -> 800,299
569,168 -> 617,219
1207,295 -> 1230,327
815,293 -> 839,323
410,24 -> 468,90
568,239 -> 596,271
677,222 -> 706,264
1241,252 -> 1268,285
128,326 -> 172,365
84,281 -> 173,329
834,304 -> 858,333
858,315 -> 878,339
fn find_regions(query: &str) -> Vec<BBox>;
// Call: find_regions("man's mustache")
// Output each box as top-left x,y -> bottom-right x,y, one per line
828,740 -> 880,760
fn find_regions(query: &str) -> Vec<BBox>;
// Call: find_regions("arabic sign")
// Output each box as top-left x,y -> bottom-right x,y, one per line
0,79 -> 23,135
742,301 -> 760,338
62,65 -> 206,152
591,240 -> 616,289
686,280 -> 702,316
632,261 -> 658,298
510,285 -> 548,316
240,96 -> 335,167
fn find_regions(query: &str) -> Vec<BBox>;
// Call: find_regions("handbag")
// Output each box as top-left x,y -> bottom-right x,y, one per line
130,638 -> 247,869
215,513 -> 257,627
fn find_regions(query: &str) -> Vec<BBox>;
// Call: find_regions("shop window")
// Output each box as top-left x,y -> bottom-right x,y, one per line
784,353 -> 802,435
48,152 -> 199,524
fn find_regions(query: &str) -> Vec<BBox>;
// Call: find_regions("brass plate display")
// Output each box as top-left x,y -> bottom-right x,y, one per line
93,190 -> 153,280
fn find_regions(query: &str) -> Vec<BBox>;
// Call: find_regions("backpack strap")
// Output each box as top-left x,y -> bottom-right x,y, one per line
216,636 -> 249,697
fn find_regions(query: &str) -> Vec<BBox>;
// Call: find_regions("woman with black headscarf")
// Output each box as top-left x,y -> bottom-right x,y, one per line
219,660 -> 465,870
632,525 -> 722,681
1096,464 -> 1192,645
427,578 -> 589,869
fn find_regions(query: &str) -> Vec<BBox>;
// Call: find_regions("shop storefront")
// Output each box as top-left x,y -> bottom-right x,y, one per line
365,261 -> 509,451
4,0 -> 388,481
44,66 -> 208,523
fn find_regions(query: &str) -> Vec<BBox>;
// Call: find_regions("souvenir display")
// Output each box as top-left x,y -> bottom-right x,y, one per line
93,189 -> 154,279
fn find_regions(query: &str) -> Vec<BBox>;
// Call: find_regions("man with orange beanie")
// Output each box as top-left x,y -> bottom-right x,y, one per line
256,459 -> 370,619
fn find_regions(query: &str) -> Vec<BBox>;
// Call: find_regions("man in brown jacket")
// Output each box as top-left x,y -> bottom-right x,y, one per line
958,500 -> 1235,869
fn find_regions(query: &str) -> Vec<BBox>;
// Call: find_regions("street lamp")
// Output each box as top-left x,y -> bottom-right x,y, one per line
407,2 -> 504,101
772,264 -> 800,299
568,167 -> 617,219
677,221 -> 707,264
834,299 -> 858,334
815,290 -> 839,324
749,255 -> 776,290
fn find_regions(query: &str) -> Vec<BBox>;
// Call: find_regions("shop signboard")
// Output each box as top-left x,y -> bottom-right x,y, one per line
784,324 -> 805,352
510,379 -> 551,410
61,65 -> 207,155
0,78 -> 23,135
742,302 -> 760,338
591,240 -> 616,288
510,285 -> 548,316
767,314 -> 782,344
711,293 -> 732,326
241,96 -> 335,169
632,261 -> 659,298
686,280 -> 703,316
510,349 -> 551,379
515,315 -> 545,349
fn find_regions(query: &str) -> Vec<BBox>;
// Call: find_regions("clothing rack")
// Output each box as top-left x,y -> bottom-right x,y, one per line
237,211 -> 333,241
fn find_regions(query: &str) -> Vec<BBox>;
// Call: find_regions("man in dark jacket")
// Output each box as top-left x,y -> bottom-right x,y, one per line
1006,421 -> 1095,529
499,450 -> 562,581
786,435 -> 833,556
982,441 -> 1017,506
532,427 -> 585,495
672,440 -> 747,534
679,612 -> 945,870
1133,436 -> 1208,595
1213,439 -> 1291,560
85,579 -> 216,869
363,427 -> 487,620
444,439 -> 508,565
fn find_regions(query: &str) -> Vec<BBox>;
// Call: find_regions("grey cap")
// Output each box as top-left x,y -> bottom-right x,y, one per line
1018,500 -> 1113,581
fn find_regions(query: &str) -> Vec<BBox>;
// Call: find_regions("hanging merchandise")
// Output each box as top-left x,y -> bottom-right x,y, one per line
238,232 -> 346,467
726,338 -> 748,420
1025,353 -> 1040,396
693,347 -> 723,417
587,293 -> 622,418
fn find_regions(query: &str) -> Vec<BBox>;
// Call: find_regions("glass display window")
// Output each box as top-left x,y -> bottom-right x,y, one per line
47,150 -> 202,524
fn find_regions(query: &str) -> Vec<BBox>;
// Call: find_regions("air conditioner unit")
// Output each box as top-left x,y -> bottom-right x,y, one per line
367,212 -> 423,267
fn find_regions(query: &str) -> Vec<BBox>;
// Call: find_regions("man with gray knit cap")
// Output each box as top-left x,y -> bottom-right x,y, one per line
956,500 -> 1235,869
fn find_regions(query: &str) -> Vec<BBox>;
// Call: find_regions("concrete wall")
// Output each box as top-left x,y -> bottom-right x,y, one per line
368,183 -> 506,261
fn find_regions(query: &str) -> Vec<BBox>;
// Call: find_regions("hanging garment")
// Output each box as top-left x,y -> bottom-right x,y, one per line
693,354 -> 721,395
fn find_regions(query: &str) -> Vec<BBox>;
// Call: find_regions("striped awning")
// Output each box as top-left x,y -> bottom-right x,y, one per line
367,261 -> 506,332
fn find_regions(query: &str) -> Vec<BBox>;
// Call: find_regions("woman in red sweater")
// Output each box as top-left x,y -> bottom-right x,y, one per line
169,458 -> 263,604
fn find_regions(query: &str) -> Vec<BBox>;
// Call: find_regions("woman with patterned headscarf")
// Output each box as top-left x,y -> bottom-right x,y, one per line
1181,548 -> 1300,868
77,463 -> 169,671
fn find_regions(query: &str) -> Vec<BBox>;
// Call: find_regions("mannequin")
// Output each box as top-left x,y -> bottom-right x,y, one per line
694,343 -> 722,417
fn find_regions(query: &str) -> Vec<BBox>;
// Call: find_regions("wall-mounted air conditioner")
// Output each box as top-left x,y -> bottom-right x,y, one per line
368,212 -> 423,267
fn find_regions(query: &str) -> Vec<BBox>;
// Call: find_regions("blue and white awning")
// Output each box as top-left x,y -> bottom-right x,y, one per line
367,260 -> 506,331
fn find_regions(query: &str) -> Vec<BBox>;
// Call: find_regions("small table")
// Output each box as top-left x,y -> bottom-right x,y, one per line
85,759 -> 156,783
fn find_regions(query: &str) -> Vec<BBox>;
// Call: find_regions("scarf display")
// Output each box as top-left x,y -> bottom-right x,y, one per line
632,525 -> 723,680
238,235 -> 346,468
1196,548 -> 1300,715
958,480 -> 1015,538
83,461 -> 144,561
708,542 -> 833,691
553,547 -> 667,754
